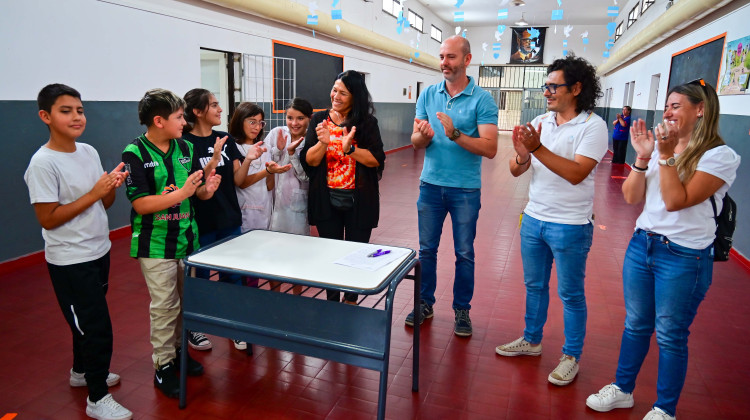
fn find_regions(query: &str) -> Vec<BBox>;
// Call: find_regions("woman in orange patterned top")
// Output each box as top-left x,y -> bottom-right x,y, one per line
301,70 -> 386,304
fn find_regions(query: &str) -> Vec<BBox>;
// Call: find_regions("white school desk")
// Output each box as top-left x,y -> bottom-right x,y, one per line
179,230 -> 422,420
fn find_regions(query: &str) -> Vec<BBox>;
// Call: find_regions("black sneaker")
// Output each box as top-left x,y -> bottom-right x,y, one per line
154,362 -> 180,398
404,300 -> 434,327
187,331 -> 212,350
175,347 -> 204,376
454,309 -> 472,337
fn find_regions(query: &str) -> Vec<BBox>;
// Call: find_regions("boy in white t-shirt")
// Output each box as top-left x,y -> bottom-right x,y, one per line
23,84 -> 132,420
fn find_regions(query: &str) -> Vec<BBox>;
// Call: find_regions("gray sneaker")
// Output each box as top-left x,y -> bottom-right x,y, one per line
548,354 -> 579,386
453,309 -> 472,337
495,336 -> 542,356
405,300 -> 434,326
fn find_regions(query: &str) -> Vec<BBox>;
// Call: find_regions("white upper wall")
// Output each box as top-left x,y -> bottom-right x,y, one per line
0,0 -> 444,102
600,2 -> 750,115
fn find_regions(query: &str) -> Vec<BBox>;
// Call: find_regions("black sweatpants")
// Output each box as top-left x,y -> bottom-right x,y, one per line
612,139 -> 628,164
47,252 -> 113,402
316,207 -> 373,303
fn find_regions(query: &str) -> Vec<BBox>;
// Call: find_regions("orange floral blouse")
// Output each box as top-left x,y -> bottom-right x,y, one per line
325,117 -> 356,189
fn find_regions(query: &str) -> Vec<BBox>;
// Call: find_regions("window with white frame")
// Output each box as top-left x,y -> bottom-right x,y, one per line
430,25 -> 442,42
627,5 -> 639,27
408,10 -> 423,32
382,0 -> 402,18
614,21 -> 624,42
642,0 -> 655,13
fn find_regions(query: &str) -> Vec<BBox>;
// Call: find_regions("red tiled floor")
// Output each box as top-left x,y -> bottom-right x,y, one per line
1,133 -> 749,419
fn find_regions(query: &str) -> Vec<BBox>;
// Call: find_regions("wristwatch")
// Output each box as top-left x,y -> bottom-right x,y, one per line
449,128 -> 461,141
344,144 -> 356,155
658,156 -> 676,166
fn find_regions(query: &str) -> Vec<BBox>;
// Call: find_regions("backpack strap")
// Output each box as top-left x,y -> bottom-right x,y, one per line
710,195 -> 718,221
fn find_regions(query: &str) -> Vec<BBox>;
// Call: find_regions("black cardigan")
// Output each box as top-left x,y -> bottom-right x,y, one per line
300,110 -> 386,229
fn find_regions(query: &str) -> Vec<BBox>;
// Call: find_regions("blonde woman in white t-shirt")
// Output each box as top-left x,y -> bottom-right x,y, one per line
586,80 -> 740,420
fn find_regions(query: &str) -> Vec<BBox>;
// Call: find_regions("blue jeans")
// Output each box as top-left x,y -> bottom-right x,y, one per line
520,214 -> 592,359
417,181 -> 481,310
196,225 -> 243,285
615,229 -> 713,417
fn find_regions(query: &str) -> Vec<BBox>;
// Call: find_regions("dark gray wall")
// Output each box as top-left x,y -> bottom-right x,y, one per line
3,100 -> 415,263
598,106 -> 749,258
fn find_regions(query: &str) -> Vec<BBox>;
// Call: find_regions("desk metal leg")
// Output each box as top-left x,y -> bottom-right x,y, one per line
412,260 -> 421,392
179,328 -> 188,408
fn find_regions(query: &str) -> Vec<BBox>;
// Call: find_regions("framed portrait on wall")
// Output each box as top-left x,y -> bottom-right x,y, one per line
509,27 -> 546,65
719,34 -> 750,95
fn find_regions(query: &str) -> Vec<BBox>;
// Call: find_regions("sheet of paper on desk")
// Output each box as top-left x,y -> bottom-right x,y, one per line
333,246 -> 410,271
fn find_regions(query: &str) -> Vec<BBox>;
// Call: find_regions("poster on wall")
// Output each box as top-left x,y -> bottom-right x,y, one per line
719,35 -> 750,95
509,27 -> 546,64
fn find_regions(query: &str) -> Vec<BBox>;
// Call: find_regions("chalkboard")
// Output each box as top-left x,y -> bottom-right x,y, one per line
667,34 -> 725,92
273,41 -> 344,111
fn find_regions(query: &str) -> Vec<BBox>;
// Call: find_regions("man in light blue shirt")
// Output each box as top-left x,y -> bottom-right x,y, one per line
405,35 -> 499,337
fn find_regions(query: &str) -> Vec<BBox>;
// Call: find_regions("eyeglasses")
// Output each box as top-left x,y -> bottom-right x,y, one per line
245,120 -> 266,128
541,83 -> 570,94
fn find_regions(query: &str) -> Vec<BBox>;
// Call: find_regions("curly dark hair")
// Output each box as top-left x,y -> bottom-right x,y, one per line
547,54 -> 601,113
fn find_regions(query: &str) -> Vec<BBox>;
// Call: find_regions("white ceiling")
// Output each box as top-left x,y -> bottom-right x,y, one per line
414,0 -> 619,27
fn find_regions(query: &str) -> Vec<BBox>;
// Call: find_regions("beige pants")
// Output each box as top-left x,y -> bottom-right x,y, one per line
139,258 -> 184,369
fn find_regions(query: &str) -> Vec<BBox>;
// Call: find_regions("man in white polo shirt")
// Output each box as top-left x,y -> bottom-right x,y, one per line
496,55 -> 608,386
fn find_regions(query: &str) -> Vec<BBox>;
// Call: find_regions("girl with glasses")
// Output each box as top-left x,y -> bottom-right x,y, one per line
229,102 -> 291,235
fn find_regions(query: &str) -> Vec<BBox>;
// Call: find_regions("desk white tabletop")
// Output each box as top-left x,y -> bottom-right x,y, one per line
186,230 -> 415,292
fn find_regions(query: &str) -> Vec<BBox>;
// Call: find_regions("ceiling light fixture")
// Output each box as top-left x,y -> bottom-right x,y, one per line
512,0 -> 526,6
515,13 -> 529,26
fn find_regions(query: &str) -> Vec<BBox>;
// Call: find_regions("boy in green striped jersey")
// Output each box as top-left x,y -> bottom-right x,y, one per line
122,89 -> 221,398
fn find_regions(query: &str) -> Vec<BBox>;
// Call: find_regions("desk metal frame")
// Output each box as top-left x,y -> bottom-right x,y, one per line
179,231 -> 421,420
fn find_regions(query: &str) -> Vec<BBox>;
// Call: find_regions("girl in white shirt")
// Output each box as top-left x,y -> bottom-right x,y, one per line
586,79 -> 740,420
228,103 -> 291,233
267,98 -> 313,236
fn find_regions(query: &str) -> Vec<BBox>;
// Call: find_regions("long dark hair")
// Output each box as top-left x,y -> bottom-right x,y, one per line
228,102 -> 265,144
335,70 -> 375,128
183,88 -> 214,131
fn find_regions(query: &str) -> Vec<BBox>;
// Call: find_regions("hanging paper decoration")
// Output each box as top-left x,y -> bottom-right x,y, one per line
551,10 -> 563,21
607,22 -> 617,38
607,6 -> 619,17
454,11 -> 464,22
498,9 -> 509,19
331,9 -> 342,19
455,0 -> 464,7
307,15 -> 318,25
564,25 -> 573,37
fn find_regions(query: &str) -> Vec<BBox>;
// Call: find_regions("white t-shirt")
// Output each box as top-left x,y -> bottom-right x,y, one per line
235,142 -> 273,232
524,111 -> 609,225
23,143 -> 111,265
267,126 -> 310,235
636,145 -> 740,249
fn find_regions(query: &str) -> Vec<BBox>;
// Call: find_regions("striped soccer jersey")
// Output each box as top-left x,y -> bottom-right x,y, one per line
122,135 -> 200,259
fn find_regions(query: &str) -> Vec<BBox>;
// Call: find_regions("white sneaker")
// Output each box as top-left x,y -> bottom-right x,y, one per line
586,383 -> 634,412
643,407 -> 676,420
548,354 -> 579,386
495,336 -> 542,356
85,394 -> 132,420
70,369 -> 121,387
233,340 -> 247,350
